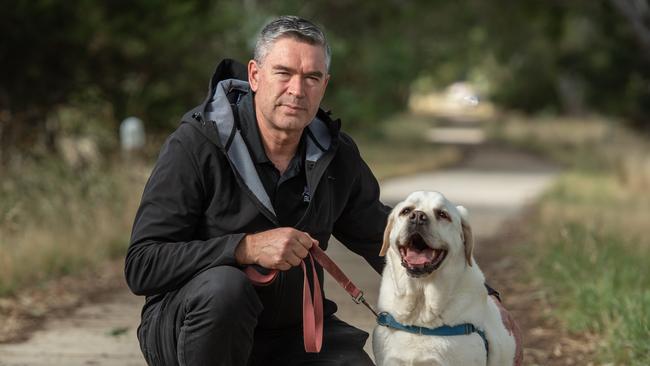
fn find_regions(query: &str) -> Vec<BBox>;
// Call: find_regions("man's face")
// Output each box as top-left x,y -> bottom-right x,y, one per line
248,37 -> 330,134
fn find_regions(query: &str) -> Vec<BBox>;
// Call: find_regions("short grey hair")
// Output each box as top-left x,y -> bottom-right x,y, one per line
254,15 -> 331,71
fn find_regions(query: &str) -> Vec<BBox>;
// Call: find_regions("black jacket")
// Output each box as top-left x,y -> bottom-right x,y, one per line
125,59 -> 391,329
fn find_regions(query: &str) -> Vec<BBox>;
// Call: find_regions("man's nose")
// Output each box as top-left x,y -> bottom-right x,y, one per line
287,76 -> 305,97
409,211 -> 428,226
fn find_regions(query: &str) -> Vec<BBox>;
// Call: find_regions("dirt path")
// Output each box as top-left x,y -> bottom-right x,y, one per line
0,145 -> 560,365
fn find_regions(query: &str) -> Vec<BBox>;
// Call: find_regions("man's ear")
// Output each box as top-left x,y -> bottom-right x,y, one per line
457,205 -> 474,267
379,212 -> 395,257
248,60 -> 260,92
323,73 -> 330,90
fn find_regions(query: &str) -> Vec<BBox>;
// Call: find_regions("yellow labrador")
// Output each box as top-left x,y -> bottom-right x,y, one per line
372,191 -> 521,366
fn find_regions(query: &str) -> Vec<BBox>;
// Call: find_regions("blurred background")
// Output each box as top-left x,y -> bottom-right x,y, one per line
1,1 -> 649,365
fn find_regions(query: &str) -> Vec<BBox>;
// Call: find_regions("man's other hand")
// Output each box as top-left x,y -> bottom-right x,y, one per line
235,228 -> 319,270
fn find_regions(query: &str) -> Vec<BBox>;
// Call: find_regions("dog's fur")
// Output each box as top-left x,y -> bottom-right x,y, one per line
372,191 -> 521,366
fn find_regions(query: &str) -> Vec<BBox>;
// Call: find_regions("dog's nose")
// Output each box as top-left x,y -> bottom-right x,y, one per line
409,210 -> 428,225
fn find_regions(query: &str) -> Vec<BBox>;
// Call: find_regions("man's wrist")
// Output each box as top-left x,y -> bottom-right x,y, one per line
235,234 -> 254,265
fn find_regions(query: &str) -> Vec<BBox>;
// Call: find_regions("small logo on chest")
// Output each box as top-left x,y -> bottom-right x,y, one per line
302,185 -> 311,203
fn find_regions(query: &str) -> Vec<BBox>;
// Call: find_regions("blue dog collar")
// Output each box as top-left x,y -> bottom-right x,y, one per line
377,312 -> 489,354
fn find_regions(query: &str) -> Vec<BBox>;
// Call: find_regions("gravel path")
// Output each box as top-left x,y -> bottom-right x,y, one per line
0,145 -> 559,365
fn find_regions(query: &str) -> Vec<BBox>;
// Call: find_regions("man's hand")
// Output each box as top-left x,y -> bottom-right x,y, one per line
235,228 -> 318,270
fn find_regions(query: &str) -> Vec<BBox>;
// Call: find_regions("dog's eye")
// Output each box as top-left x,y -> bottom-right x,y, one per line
436,210 -> 451,221
400,207 -> 412,216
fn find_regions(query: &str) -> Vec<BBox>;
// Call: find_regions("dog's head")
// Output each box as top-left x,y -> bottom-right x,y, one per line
380,191 -> 473,278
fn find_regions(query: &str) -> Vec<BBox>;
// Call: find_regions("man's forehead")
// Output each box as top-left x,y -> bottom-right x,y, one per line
264,37 -> 328,70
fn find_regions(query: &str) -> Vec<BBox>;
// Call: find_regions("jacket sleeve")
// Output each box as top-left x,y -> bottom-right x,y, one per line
332,138 -> 392,274
125,131 -> 244,296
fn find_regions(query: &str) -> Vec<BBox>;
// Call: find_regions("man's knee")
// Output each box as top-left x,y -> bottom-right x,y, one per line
185,266 -> 262,322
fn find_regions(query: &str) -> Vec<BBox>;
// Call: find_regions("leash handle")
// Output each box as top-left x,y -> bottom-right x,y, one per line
244,244 -> 376,353
301,254 -> 323,352
243,265 -> 278,286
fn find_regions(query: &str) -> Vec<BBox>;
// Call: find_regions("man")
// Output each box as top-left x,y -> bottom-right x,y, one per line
126,16 -> 389,365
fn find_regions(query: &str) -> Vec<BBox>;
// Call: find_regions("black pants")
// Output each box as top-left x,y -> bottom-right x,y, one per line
137,266 -> 374,366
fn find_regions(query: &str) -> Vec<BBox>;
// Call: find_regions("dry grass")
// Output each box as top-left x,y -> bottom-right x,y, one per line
493,114 -> 612,147
359,142 -> 460,181
0,159 -> 149,296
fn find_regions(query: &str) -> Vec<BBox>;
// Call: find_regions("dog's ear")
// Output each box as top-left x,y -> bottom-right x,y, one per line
379,211 -> 395,257
457,205 -> 474,267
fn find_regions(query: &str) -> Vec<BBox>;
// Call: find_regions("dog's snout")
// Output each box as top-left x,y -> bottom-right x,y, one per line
409,210 -> 428,225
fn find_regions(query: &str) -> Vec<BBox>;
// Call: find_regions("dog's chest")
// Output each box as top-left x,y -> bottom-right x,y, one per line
375,327 -> 487,366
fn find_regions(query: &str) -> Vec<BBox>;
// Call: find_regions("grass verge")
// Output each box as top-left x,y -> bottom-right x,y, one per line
0,157 -> 147,297
490,115 -> 650,364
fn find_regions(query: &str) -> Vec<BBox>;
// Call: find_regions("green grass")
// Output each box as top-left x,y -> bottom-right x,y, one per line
493,115 -> 650,364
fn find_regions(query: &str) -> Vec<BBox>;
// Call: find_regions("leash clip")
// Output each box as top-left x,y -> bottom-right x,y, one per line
352,292 -> 364,304
353,292 -> 379,318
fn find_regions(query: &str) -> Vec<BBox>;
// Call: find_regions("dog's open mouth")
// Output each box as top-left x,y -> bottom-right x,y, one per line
399,233 -> 448,277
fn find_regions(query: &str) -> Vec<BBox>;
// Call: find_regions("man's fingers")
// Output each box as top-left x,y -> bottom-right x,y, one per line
251,228 -> 320,269
285,253 -> 302,267
276,261 -> 291,271
295,236 -> 312,249
296,232 -> 318,249
292,242 -> 309,259
305,232 -> 319,247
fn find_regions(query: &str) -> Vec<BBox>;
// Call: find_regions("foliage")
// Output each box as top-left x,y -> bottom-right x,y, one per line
1,1 -> 649,159
0,0 -> 254,160
469,1 -> 650,129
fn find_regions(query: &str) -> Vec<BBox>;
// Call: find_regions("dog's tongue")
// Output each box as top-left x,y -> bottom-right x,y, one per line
404,247 -> 435,265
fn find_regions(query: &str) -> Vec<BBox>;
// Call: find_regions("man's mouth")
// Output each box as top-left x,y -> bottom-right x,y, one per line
280,103 -> 306,111
399,232 -> 447,277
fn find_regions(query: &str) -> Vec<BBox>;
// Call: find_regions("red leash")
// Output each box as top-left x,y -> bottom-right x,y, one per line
244,244 -> 377,353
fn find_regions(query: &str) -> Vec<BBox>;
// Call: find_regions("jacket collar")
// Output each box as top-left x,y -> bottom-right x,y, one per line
236,91 -> 269,164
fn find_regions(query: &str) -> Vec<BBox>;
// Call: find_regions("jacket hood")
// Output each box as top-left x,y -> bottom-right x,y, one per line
203,58 -> 249,106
